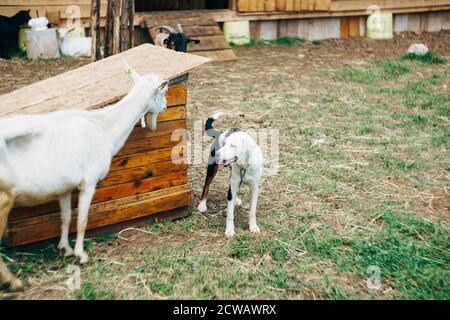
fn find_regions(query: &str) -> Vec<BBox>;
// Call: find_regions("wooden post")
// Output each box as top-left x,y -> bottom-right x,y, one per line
120,0 -> 129,52
112,0 -> 121,55
104,0 -> 133,57
128,0 -> 135,48
104,0 -> 114,57
90,0 -> 101,61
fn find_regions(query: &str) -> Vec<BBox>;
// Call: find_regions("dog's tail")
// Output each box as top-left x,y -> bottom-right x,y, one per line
205,112 -> 224,138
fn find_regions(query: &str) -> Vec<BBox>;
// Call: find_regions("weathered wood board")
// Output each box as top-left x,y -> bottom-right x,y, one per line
0,44 -> 210,118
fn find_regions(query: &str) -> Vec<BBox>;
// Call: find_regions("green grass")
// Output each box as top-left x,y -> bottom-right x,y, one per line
402,51 -> 447,65
232,37 -> 305,47
303,209 -> 449,299
337,58 -> 411,83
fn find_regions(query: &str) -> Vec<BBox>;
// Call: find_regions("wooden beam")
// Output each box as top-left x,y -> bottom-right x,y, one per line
112,0 -> 121,55
104,0 -> 114,57
128,0 -> 134,48
90,0 -> 101,61
120,0 -> 129,52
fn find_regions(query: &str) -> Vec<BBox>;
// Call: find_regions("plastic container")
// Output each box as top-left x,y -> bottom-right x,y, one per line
26,28 -> 60,60
366,11 -> 393,39
223,21 -> 250,46
18,27 -> 31,51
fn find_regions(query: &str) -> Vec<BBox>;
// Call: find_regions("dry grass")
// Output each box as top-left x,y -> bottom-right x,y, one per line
1,32 -> 449,300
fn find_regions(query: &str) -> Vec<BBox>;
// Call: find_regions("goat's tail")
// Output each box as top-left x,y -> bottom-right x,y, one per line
0,136 -> 12,190
0,136 -> 7,165
205,112 -> 224,138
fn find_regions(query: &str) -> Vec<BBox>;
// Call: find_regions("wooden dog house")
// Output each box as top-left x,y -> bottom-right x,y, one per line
0,44 -> 210,247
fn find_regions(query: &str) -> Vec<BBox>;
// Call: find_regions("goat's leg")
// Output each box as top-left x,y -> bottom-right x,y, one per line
0,190 -> 22,291
58,192 -> 74,257
0,37 -> 8,59
74,185 -> 95,264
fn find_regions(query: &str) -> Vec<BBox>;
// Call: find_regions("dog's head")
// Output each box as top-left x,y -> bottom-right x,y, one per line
216,131 -> 257,169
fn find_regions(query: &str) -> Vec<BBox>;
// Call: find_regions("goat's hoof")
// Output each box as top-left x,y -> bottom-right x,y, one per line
63,247 -> 74,257
76,251 -> 89,265
0,278 -> 23,292
197,201 -> 207,213
249,224 -> 261,234
225,228 -> 235,238
9,278 -> 23,292
58,244 -> 74,257
235,197 -> 242,206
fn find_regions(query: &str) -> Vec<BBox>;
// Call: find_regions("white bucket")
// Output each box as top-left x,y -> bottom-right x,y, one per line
366,6 -> 393,40
223,21 -> 250,45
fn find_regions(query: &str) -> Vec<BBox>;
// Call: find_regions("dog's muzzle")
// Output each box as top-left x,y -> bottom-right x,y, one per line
217,156 -> 238,169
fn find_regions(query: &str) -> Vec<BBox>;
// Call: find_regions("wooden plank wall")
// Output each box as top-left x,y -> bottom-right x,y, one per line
135,0 -> 206,11
237,0 -> 331,12
250,10 -> 450,40
1,0 -> 449,27
0,0 -> 108,28
5,81 -> 191,246
329,0 -> 450,12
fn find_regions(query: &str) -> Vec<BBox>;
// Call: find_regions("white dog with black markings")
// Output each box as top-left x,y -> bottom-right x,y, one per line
198,112 -> 263,237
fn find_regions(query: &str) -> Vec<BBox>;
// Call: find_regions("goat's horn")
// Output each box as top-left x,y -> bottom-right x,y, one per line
156,25 -> 177,34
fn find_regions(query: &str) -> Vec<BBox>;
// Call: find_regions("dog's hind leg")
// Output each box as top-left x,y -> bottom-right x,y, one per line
248,181 -> 260,234
198,163 -> 218,212
0,189 -> 22,291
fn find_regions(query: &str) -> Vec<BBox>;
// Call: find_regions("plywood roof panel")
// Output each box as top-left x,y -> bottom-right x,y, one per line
0,44 -> 210,117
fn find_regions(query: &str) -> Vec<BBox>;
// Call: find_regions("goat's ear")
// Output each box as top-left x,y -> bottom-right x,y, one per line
158,80 -> 169,92
122,61 -> 140,83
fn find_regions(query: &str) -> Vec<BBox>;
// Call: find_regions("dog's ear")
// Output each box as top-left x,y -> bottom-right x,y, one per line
241,135 -> 257,164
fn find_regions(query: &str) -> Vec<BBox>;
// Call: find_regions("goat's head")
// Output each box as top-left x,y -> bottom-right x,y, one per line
15,10 -> 31,25
156,25 -> 200,53
57,28 -> 75,40
123,61 -> 169,131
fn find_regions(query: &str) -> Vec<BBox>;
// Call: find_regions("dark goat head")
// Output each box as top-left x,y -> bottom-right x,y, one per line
14,10 -> 31,25
156,25 -> 200,53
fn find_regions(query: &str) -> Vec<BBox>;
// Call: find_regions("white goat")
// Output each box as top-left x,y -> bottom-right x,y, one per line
0,62 -> 168,291
58,28 -> 92,58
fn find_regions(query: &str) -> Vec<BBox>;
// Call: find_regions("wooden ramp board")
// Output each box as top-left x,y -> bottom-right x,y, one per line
144,12 -> 237,62
0,44 -> 210,118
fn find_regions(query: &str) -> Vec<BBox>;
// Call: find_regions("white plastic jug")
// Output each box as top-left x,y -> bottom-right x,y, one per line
223,21 -> 250,45
366,6 -> 393,40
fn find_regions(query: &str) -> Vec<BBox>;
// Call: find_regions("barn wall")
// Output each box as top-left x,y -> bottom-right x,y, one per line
250,10 -> 450,41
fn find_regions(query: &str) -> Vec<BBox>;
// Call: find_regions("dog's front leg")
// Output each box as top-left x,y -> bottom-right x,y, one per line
249,181 -> 260,234
225,179 -> 239,237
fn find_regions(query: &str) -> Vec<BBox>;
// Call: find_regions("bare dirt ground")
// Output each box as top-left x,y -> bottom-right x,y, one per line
0,32 -> 449,300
